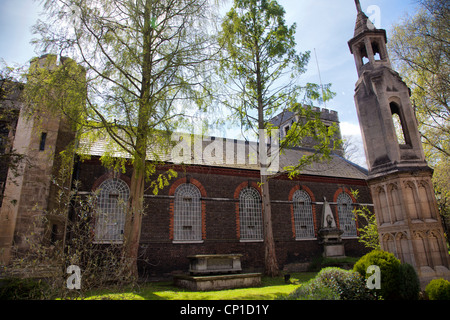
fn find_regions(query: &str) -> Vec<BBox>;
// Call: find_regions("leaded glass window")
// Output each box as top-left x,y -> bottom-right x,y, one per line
293,190 -> 315,239
337,192 -> 357,237
174,183 -> 202,242
94,178 -> 130,243
239,187 -> 263,241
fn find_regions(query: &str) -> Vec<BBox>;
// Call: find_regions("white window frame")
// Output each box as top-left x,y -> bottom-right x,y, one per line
293,190 -> 315,240
337,192 -> 357,238
94,178 -> 130,244
173,183 -> 203,243
239,187 -> 263,241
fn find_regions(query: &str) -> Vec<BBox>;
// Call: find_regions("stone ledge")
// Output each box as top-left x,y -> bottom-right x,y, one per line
173,273 -> 262,291
188,254 -> 243,275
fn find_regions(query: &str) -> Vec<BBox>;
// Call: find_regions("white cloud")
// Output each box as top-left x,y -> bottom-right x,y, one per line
340,122 -> 368,168
340,121 -> 362,138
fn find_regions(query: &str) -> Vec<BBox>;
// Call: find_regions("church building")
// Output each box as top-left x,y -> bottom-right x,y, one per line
0,55 -> 373,277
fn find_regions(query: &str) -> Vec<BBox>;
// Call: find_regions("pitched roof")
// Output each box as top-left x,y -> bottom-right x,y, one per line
280,147 -> 368,179
78,132 -> 368,180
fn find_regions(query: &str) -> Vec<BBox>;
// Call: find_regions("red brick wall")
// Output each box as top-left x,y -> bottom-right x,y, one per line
76,158 -> 372,276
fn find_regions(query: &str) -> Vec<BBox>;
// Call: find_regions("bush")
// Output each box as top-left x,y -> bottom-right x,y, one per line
285,267 -> 376,300
353,250 -> 401,300
0,278 -> 51,300
425,279 -> 450,300
398,263 -> 420,300
284,278 -> 340,300
315,267 -> 376,300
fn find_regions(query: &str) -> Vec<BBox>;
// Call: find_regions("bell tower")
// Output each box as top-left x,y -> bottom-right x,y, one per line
348,0 -> 450,286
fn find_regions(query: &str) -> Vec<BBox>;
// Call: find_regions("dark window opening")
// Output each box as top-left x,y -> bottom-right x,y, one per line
50,224 -> 58,244
284,125 -> 290,136
360,44 -> 369,65
372,41 -> 383,61
39,132 -> 47,151
390,102 -> 410,146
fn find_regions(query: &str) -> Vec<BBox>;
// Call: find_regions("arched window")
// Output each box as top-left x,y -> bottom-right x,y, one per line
371,41 -> 383,61
94,178 -> 130,243
239,187 -> 263,241
174,183 -> 202,242
392,113 -> 406,144
390,102 -> 410,145
359,43 -> 369,65
293,190 -> 315,239
337,192 -> 357,237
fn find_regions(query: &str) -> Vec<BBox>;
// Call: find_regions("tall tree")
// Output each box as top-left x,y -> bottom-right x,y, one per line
389,0 -> 449,159
218,0 -> 337,276
30,0 -> 219,278
389,0 -> 449,224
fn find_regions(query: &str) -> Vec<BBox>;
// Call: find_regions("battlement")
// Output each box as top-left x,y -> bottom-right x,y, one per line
311,107 -> 339,122
30,54 -> 79,70
270,105 -> 340,127
29,54 -> 86,85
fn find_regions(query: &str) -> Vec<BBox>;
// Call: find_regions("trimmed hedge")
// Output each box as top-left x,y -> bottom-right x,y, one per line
425,279 -> 450,300
353,250 -> 420,300
353,250 -> 401,300
398,263 -> 420,300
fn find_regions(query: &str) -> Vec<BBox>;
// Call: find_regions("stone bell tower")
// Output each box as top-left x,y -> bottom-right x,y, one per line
348,0 -> 450,286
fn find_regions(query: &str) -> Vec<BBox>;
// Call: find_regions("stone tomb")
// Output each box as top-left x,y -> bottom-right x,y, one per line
318,199 -> 346,258
188,254 -> 242,275
173,254 -> 262,291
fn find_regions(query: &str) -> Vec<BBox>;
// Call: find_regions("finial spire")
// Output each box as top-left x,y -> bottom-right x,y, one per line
355,0 -> 362,13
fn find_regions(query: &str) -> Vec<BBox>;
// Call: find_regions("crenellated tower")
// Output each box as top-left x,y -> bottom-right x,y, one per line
348,0 -> 450,286
0,54 -> 82,266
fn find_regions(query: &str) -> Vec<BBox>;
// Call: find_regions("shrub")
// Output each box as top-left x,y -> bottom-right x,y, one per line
353,250 -> 401,300
315,267 -> 376,300
285,267 -> 376,300
0,278 -> 51,300
398,263 -> 420,300
284,278 -> 340,300
425,279 -> 450,300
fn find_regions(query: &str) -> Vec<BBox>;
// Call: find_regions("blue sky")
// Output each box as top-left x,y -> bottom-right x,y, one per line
0,0 -> 420,167
276,0 -> 419,166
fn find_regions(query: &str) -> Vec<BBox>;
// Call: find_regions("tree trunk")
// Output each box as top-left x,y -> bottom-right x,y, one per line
255,39 -> 279,277
121,0 -> 153,280
260,173 -> 279,277
122,164 -> 145,280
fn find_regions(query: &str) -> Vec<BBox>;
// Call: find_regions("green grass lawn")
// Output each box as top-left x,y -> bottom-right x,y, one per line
82,272 -> 317,300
